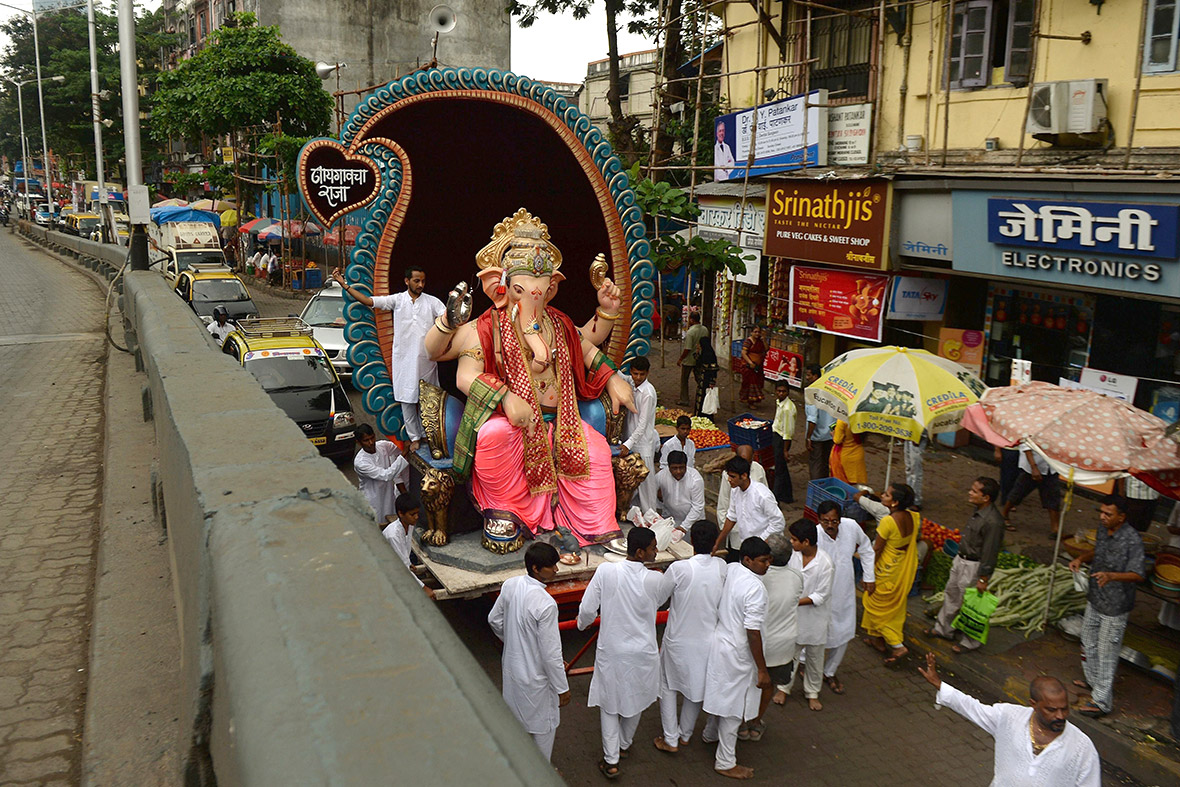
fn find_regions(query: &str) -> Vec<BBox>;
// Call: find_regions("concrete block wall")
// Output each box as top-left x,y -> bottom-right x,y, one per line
19,225 -> 559,786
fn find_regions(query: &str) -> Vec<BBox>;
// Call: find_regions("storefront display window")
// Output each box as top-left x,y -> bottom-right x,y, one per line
983,284 -> 1094,387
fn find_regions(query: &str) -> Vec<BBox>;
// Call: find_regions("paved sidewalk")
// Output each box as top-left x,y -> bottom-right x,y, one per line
0,231 -> 107,784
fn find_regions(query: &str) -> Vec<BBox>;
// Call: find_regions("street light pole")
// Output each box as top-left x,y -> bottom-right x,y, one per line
86,0 -> 108,239
6,77 -> 31,213
117,0 -> 148,270
30,11 -> 52,197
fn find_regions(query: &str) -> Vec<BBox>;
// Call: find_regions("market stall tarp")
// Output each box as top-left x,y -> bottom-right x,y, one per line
148,206 -> 221,229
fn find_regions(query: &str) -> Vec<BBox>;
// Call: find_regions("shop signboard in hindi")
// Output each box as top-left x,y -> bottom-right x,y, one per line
938,328 -> 984,374
764,179 -> 892,270
713,90 -> 828,182
297,139 -> 382,228
788,265 -> 889,342
699,196 -> 765,285
886,276 -> 948,320
953,190 -> 1180,297
826,103 -> 871,166
897,191 -> 953,262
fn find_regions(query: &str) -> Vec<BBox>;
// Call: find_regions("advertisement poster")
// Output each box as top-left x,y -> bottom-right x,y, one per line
827,103 -> 871,166
713,90 -> 828,182
764,348 -> 802,385
764,178 -> 892,270
789,266 -> 888,342
938,328 -> 985,374
887,276 -> 949,321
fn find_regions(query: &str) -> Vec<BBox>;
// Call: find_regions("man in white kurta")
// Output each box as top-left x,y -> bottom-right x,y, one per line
919,653 -> 1100,786
716,446 -> 769,549
659,417 -> 696,468
622,359 -> 659,512
654,521 -> 727,752
702,538 -> 772,779
714,456 -> 785,554
655,453 -> 706,532
815,501 -> 876,693
577,527 -> 670,775
787,519 -> 834,710
353,425 -> 409,524
760,534 -> 804,708
381,495 -> 429,593
488,543 -> 570,761
332,265 -> 444,447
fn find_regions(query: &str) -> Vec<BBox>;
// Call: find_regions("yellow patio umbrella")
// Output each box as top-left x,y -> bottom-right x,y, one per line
806,346 -> 987,485
219,208 -> 239,227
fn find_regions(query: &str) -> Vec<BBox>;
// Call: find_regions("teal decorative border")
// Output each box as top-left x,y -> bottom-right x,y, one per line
326,67 -> 655,440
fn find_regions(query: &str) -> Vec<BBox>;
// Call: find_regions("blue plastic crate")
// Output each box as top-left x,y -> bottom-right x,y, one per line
727,413 -> 773,450
805,477 -> 869,523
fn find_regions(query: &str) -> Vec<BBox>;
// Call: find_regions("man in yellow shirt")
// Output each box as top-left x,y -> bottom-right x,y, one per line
771,381 -> 796,503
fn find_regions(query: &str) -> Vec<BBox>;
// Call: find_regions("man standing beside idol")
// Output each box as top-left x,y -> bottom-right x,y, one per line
332,265 -> 444,452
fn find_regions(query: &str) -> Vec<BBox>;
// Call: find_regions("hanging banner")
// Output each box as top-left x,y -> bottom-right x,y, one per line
788,265 -> 888,342
764,178 -> 892,270
713,90 -> 828,182
886,276 -> 949,320
938,328 -> 985,374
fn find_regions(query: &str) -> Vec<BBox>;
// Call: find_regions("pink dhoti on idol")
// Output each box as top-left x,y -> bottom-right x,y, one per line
471,416 -> 617,545
464,305 -> 620,546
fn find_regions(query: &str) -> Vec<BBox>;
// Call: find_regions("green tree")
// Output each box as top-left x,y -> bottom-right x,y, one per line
150,13 -> 331,142
0,4 -> 175,180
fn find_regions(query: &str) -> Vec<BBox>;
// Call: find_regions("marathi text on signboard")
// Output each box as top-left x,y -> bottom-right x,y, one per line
788,265 -> 889,342
713,90 -> 828,182
826,103 -> 871,166
954,191 -> 1180,297
764,179 -> 891,270
297,138 -> 382,228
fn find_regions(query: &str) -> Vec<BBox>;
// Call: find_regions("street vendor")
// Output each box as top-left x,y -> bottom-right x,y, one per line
421,209 -> 636,549
1069,495 -> 1146,718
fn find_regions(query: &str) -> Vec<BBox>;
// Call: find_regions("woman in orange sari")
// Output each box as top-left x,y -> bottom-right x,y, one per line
828,420 -> 867,484
861,483 -> 919,665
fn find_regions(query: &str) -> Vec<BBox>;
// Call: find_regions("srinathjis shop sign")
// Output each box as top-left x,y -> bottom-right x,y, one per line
953,191 -> 1180,296
764,179 -> 891,270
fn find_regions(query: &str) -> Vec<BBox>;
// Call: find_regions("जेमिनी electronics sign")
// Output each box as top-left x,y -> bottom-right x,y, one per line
763,179 -> 892,270
952,190 -> 1180,296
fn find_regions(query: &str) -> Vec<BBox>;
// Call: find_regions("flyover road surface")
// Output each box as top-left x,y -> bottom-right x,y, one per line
0,230 -> 107,784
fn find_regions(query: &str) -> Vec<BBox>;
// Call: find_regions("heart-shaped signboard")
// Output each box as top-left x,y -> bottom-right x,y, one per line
297,139 -> 382,228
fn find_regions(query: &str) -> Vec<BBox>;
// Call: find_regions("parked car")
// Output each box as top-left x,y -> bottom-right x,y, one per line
297,281 -> 351,379
63,212 -> 101,237
33,203 -> 55,226
221,318 -> 357,460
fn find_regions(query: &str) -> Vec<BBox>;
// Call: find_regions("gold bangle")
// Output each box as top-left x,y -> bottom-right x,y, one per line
434,316 -> 455,335
596,307 -> 621,321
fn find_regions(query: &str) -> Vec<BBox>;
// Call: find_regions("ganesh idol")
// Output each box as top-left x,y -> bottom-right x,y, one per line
423,209 -> 637,550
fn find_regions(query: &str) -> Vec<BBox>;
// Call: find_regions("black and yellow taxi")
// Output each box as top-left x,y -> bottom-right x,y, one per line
174,263 -> 259,324
221,318 -> 357,460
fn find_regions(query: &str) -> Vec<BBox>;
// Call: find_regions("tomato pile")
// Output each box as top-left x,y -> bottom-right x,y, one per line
691,429 -> 730,449
920,518 -> 961,550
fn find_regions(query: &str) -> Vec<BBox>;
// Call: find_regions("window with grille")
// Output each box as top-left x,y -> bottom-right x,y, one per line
809,2 -> 875,99
1145,0 -> 1180,73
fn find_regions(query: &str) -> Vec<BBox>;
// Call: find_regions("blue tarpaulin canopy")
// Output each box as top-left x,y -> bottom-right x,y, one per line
149,206 -> 221,229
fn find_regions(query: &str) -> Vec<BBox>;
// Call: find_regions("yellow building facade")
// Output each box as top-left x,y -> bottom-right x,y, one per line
705,0 -> 1180,417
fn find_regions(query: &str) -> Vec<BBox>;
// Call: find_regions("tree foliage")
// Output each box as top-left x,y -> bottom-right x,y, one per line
628,162 -> 747,276
150,13 -> 331,143
0,4 -> 176,178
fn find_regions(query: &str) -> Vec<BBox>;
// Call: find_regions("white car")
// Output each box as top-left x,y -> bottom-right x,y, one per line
298,281 -> 351,379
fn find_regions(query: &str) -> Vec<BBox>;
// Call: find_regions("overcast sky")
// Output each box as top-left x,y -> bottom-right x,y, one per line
509,9 -> 654,85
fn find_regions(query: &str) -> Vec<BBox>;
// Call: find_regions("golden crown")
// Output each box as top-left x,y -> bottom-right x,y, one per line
476,208 -> 563,277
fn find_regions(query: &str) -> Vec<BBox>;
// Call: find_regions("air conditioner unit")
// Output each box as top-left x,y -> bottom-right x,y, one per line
1026,79 -> 1108,140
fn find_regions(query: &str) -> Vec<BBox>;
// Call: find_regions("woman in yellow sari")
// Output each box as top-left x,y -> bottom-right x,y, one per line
861,483 -> 919,665
828,420 -> 867,484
